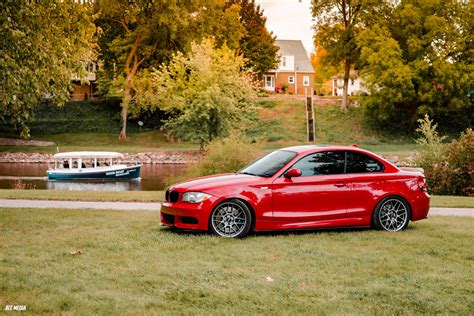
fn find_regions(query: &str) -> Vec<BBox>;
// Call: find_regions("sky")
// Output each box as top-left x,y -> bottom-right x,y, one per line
255,0 -> 315,55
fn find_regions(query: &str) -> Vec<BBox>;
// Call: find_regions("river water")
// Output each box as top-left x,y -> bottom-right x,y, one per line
0,163 -> 187,191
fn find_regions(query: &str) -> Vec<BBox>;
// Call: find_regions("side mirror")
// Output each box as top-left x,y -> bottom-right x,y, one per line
285,168 -> 302,178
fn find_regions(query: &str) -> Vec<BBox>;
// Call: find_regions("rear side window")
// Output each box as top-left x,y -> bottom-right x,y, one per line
292,151 -> 345,176
346,151 -> 384,173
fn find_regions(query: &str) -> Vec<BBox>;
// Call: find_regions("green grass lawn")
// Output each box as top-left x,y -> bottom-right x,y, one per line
0,189 -> 165,202
0,189 -> 472,208
431,195 -> 474,208
0,208 -> 472,314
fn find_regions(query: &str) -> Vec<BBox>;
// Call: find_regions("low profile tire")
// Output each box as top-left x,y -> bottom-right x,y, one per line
209,199 -> 252,238
373,196 -> 410,232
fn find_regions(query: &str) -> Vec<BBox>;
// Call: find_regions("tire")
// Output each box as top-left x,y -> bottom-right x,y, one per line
373,196 -> 410,232
209,199 -> 252,238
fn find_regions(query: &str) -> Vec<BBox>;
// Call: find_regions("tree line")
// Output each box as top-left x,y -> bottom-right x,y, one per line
312,0 -> 473,132
1,0 -> 472,141
1,0 -> 277,140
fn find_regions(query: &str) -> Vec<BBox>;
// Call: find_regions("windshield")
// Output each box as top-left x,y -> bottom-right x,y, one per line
238,150 -> 297,177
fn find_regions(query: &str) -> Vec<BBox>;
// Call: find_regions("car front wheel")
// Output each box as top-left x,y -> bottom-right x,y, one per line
373,196 -> 410,232
209,199 -> 252,238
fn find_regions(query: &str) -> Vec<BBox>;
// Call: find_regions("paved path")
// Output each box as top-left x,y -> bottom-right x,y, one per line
428,208 -> 473,217
0,199 -> 473,217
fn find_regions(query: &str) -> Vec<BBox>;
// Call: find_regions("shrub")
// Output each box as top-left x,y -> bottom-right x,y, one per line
166,135 -> 260,186
416,117 -> 473,196
440,129 -> 474,196
414,115 -> 447,169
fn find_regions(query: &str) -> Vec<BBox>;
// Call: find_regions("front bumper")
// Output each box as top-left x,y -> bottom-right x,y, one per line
160,199 -> 215,231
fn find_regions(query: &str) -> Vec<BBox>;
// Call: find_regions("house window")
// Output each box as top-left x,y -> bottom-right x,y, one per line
303,76 -> 310,86
288,76 -> 295,84
281,56 -> 286,67
263,75 -> 275,91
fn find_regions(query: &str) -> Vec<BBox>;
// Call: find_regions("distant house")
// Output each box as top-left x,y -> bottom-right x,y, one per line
262,40 -> 315,95
331,71 -> 368,96
70,63 -> 99,101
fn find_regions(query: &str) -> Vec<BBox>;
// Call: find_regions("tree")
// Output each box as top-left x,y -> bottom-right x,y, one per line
1,0 -> 96,137
96,0 -> 245,140
229,0 -> 280,73
96,0 -> 187,140
310,45 -> 341,95
311,0 -> 388,109
141,39 -> 256,149
357,0 -> 473,132
311,0 -> 362,110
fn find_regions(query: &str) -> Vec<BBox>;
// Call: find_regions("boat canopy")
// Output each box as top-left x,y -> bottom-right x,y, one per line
53,151 -> 124,159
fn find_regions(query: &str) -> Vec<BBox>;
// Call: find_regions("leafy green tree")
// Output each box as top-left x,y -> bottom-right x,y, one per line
229,0 -> 279,73
1,0 -> 96,137
96,0 -> 245,139
311,0 -> 389,109
193,1 -> 245,51
141,39 -> 257,149
96,0 -> 188,140
311,0 -> 363,110
358,0 -> 473,132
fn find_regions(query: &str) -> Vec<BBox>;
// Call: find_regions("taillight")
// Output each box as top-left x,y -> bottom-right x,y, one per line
417,177 -> 427,192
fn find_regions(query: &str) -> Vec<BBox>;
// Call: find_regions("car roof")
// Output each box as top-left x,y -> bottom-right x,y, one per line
278,145 -> 399,173
280,144 -> 366,154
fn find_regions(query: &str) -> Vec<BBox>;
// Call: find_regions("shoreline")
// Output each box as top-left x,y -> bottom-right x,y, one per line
0,151 -> 200,164
0,150 -> 417,167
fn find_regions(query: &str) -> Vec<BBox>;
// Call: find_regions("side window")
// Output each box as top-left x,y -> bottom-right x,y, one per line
292,151 -> 345,176
303,75 -> 310,86
346,151 -> 384,173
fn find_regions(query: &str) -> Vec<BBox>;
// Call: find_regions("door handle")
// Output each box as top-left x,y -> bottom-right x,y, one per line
334,183 -> 346,187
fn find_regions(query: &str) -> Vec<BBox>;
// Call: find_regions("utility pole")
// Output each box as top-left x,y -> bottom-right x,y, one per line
306,88 -> 315,142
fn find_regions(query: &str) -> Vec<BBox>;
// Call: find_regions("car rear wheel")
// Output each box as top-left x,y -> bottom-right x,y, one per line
209,199 -> 252,238
373,196 -> 410,232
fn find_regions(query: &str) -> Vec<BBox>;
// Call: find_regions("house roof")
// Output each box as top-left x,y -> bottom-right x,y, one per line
275,40 -> 314,73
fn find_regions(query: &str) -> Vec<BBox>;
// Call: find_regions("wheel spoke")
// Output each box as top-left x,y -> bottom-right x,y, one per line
378,199 -> 408,232
211,202 -> 248,237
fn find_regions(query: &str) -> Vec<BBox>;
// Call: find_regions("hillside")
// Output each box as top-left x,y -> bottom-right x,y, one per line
0,97 -> 419,160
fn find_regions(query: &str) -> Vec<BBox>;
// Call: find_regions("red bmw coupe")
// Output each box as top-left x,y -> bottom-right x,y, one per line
161,145 -> 430,238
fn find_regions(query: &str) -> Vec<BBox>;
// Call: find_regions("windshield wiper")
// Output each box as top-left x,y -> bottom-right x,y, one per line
238,171 -> 259,176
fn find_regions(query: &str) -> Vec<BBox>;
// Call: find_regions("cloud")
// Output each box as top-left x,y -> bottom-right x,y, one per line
256,0 -> 314,54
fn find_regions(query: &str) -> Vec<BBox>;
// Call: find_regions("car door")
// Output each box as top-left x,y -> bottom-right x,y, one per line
344,150 -> 387,217
272,151 -> 350,222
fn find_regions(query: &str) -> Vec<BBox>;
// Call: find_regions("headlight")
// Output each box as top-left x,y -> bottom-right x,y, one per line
182,192 -> 212,203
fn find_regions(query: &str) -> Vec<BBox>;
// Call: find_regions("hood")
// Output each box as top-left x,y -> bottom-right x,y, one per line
169,173 -> 265,192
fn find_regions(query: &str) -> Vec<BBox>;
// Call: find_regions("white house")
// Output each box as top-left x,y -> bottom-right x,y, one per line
331,71 -> 369,96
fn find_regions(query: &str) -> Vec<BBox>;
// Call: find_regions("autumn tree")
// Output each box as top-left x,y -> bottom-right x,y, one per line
140,39 -> 257,149
310,45 -> 341,95
1,0 -> 96,137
